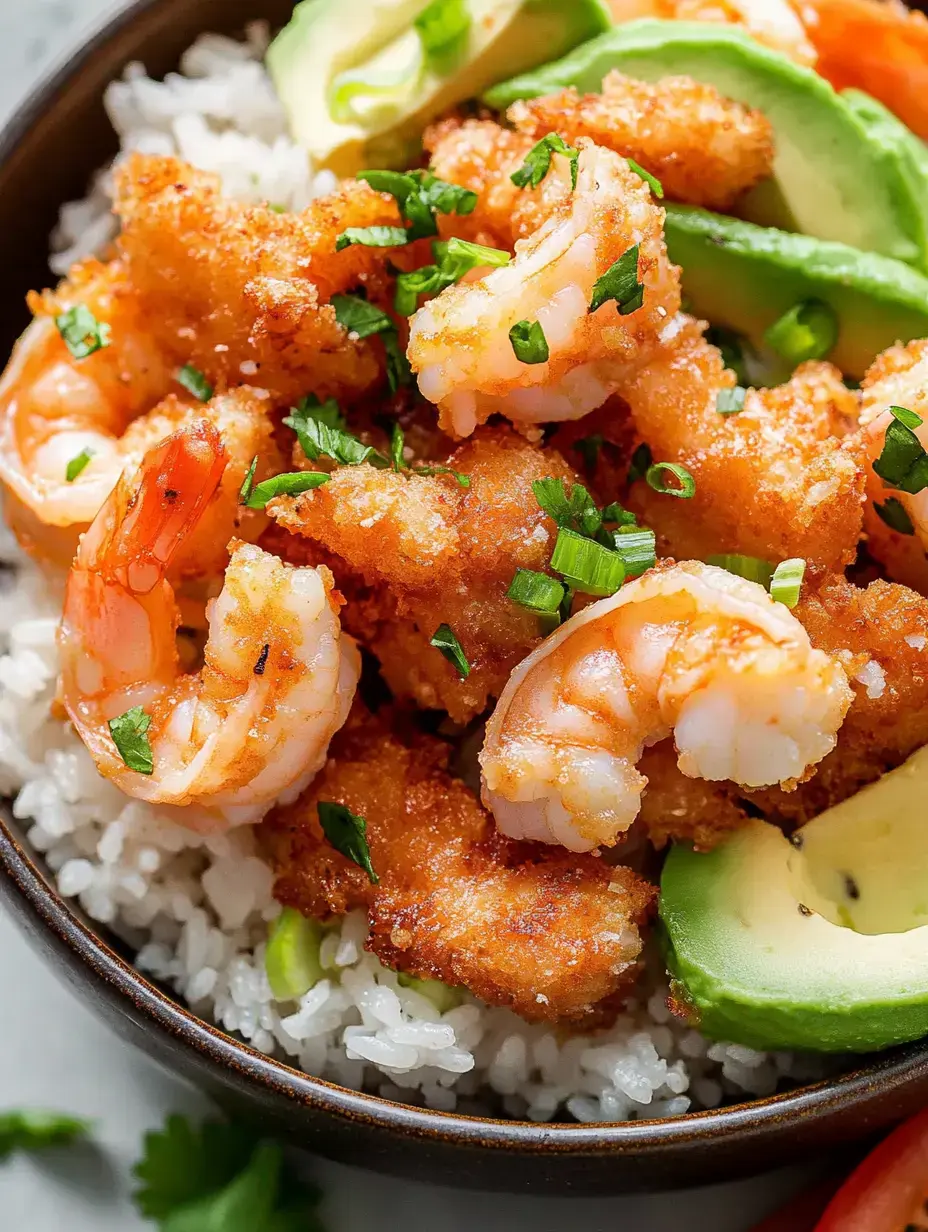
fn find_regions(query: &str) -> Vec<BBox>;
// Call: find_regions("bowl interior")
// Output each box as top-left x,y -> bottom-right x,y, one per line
2,0 -> 928,1195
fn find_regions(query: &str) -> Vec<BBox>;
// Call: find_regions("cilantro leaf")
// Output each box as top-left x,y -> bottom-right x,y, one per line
332,294 -> 410,392
430,622 -> 470,679
589,245 -> 643,315
0,1110 -> 91,1160
133,1117 -> 256,1220
162,1141 -> 282,1232
318,802 -> 379,884
55,305 -> 111,360
511,133 -> 579,191
284,395 -> 384,467
108,706 -> 154,775
334,225 -> 409,252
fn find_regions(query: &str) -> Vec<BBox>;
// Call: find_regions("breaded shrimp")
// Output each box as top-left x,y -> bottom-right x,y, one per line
268,426 -> 580,722
605,0 -> 817,64
58,420 -> 359,827
35,154 -> 405,407
636,741 -> 751,850
750,570 -> 928,824
408,140 -> 680,437
0,319 -> 283,571
616,319 -> 866,570
860,338 -> 928,593
509,71 -> 775,213
480,560 -> 852,852
262,710 -> 656,1025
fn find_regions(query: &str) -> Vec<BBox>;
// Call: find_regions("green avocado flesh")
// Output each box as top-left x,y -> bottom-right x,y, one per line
664,205 -> 928,380
484,20 -> 928,268
267,0 -> 610,175
660,747 -> 928,1053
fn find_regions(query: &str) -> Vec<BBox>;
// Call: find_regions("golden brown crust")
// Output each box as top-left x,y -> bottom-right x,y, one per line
268,425 -> 581,722
637,741 -> 751,850
262,710 -> 656,1025
617,321 -> 866,570
509,71 -> 774,213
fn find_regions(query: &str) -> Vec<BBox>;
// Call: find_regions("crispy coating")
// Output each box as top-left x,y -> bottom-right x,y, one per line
860,338 -> 928,594
637,741 -> 751,850
269,426 -> 580,722
36,155 -> 406,404
509,71 -> 775,213
751,571 -> 928,823
262,710 -> 656,1025
616,320 -> 866,570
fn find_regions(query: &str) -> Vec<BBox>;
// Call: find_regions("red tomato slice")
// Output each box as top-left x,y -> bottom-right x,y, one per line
814,1107 -> 928,1231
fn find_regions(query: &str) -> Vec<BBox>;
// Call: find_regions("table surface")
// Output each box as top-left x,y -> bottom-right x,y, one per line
0,2 -> 819,1227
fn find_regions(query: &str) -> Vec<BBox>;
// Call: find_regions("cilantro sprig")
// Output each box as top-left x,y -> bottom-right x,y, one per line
511,132 -> 579,191
357,167 -> 477,243
0,1110 -> 91,1159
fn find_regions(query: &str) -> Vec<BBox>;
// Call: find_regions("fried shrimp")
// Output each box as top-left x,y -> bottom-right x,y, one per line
0,322 -> 283,570
480,560 -> 852,853
860,338 -> 928,593
509,71 -> 775,213
263,710 -> 656,1025
408,140 -> 680,437
58,420 -> 359,827
750,570 -> 928,824
606,0 -> 817,65
31,153 -> 405,410
616,319 -> 866,570
268,426 -> 579,722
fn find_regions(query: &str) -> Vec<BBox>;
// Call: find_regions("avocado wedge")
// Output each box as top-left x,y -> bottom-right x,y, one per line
664,205 -> 928,380
660,747 -> 928,1053
484,20 -> 928,268
267,0 -> 611,175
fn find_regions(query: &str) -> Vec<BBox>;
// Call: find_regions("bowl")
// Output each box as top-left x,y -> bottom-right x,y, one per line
2,0 -> 928,1195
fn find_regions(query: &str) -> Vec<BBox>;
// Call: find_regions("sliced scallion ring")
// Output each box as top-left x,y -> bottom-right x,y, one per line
612,527 -> 656,579
707,554 -> 774,588
506,568 -> 565,614
769,558 -> 806,608
550,527 -> 625,597
645,461 -> 696,499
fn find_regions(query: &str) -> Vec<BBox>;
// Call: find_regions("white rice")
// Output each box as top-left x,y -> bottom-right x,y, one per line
5,31 -> 827,1122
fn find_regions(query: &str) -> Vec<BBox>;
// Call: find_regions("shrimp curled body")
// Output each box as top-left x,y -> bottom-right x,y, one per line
480,561 -> 852,852
58,421 -> 359,828
407,140 -> 679,437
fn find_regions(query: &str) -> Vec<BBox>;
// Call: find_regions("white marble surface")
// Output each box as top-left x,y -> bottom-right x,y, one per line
0,1 -> 817,1227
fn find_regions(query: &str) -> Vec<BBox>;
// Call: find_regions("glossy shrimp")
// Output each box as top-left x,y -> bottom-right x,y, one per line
407,140 -> 680,437
860,338 -> 928,594
58,421 -> 359,828
480,561 -> 852,852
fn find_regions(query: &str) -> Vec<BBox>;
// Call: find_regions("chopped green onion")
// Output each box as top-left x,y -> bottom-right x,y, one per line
589,245 -> 643,315
509,319 -> 549,364
108,706 -> 153,776
507,568 -> 566,614
382,331 -> 411,392
707,554 -> 774,588
239,455 -> 258,504
612,527 -> 656,579
55,304 -> 111,360
65,447 -> 94,482
628,442 -> 653,484
176,364 -> 213,402
390,422 -> 406,471
601,500 -> 637,527
335,225 -> 409,252
414,0 -> 471,57
763,299 -> 839,365
872,405 -> 928,494
626,159 -> 664,198
396,973 -> 463,1012
716,386 -> 747,415
770,558 -> 806,608
874,496 -> 915,535
412,463 -> 470,488
430,623 -> 470,678
244,470 -> 330,509
532,478 -> 601,537
264,909 -> 325,1001
550,527 -> 625,597
318,802 -> 379,884
511,133 -> 579,191
284,395 -> 382,467
575,434 -> 604,469
645,461 -> 696,499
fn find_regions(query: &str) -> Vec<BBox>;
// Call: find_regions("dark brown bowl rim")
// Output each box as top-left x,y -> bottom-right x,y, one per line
1,0 -> 926,1160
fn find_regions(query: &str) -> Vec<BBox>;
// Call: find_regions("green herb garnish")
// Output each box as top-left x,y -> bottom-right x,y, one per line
509,319 -> 549,364
645,461 -> 696,499
764,299 -> 839,365
285,395 -> 381,467
626,159 -> 664,198
332,293 -> 409,391
335,225 -> 409,251
716,386 -> 747,415
511,132 -> 579,191
550,527 -> 625,597
874,496 -> 915,534
176,364 -> 213,402
506,568 -> 566,615
244,471 -> 331,509
108,706 -> 154,775
589,245 -> 643,315
239,455 -> 258,505
873,405 -> 928,494
65,447 -> 94,482
430,623 -> 470,678
55,305 -> 111,360
769,558 -> 806,608
318,801 -> 379,884
0,1111 -> 91,1160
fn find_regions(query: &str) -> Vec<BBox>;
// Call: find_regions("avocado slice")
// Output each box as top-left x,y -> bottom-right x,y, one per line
267,0 -> 611,175
660,746 -> 928,1053
484,20 -> 928,268
664,205 -> 928,380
